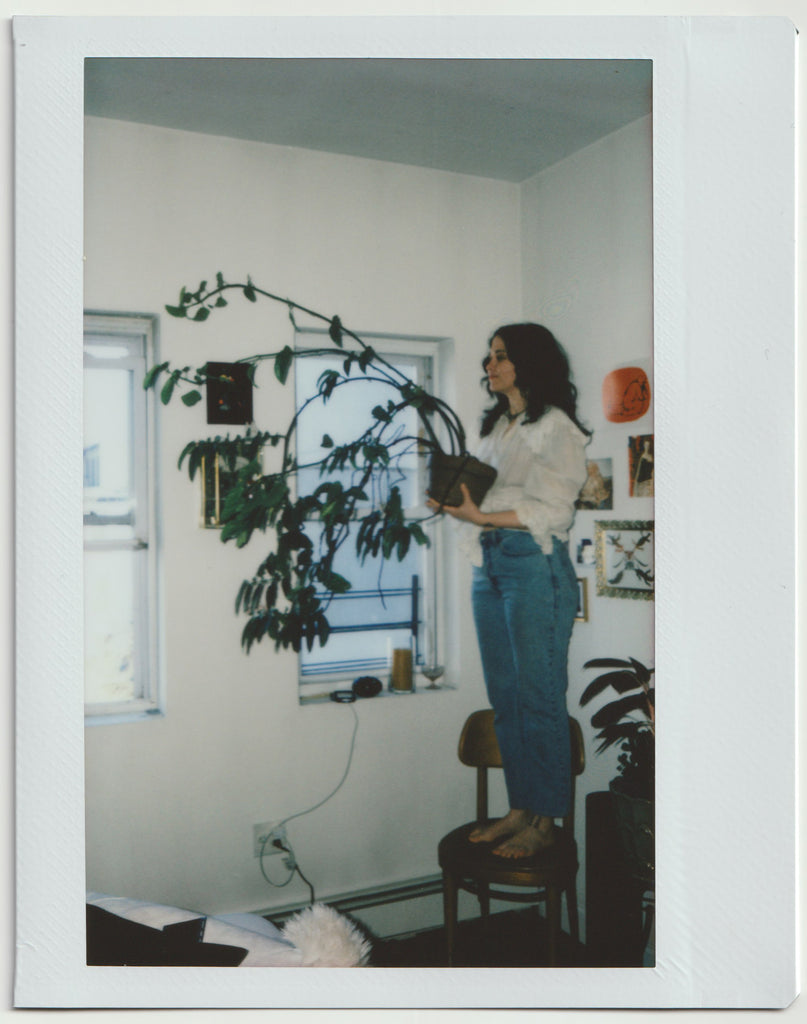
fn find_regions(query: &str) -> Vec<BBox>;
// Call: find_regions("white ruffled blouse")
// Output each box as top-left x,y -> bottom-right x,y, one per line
457,406 -> 589,566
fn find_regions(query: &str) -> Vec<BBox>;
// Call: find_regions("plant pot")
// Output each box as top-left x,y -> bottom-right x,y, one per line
609,779 -> 655,886
429,452 -> 497,508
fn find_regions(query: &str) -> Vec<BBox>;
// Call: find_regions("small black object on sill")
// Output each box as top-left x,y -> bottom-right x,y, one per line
329,690 -> 356,703
352,676 -> 382,698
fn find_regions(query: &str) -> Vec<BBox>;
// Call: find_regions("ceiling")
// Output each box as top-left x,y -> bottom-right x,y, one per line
84,57 -> 652,183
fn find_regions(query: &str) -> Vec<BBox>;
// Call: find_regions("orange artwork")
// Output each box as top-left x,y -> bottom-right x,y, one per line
601,366 -> 651,423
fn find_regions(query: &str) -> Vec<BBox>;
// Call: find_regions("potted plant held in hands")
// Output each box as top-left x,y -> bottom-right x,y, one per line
145,273 -> 496,657
580,657 -> 655,884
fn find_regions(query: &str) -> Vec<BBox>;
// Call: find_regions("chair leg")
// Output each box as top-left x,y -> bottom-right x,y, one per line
565,878 -> 580,948
479,881 -> 490,918
546,885 -> 561,967
442,870 -> 459,967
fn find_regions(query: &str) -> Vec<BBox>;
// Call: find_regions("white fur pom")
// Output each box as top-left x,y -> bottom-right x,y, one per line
280,904 -> 371,967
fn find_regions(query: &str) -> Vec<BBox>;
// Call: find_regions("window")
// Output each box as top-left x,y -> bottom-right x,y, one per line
83,313 -> 161,720
294,330 -> 442,686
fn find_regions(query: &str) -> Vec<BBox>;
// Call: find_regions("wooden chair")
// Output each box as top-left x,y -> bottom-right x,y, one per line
437,710 -> 585,966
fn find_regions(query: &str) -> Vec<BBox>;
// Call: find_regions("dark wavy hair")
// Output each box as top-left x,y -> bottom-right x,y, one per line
480,322 -> 591,438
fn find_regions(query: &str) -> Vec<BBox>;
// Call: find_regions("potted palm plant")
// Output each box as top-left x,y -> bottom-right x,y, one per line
580,657 -> 655,883
145,273 -> 496,655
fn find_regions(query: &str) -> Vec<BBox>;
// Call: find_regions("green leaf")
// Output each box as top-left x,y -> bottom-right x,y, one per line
329,315 -> 343,347
321,434 -> 334,448
358,346 -> 375,371
165,304 -> 187,318
178,441 -> 196,471
216,272 -> 225,289
320,570 -> 351,594
187,446 -> 203,481
317,614 -> 331,647
215,296 -> 228,308
193,307 -> 210,322
181,390 -> 203,406
409,522 -> 430,547
274,345 -> 294,385
396,532 -> 411,561
235,581 -> 250,615
143,362 -> 170,389
317,369 -> 339,399
160,374 -> 177,405
243,283 -> 257,302
371,404 -> 391,423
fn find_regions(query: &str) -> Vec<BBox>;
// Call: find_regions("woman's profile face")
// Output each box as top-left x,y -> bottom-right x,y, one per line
485,336 -> 519,397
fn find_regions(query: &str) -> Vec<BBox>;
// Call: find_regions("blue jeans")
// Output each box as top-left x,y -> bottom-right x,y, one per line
472,530 -> 577,818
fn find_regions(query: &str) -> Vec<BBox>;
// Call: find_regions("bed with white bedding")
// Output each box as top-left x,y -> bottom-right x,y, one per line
86,893 -> 371,967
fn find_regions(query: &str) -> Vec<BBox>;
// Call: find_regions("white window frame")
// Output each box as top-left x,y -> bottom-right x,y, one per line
83,311 -> 162,722
293,329 -> 445,693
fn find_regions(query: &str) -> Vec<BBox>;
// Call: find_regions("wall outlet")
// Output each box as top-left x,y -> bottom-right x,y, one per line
253,821 -> 287,858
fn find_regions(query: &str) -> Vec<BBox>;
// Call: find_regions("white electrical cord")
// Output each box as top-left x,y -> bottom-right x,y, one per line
258,703 -> 360,901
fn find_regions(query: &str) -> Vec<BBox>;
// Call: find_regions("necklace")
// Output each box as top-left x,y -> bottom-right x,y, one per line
504,406 -> 525,422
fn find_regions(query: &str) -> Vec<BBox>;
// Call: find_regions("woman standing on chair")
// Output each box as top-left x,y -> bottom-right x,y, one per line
428,323 -> 590,858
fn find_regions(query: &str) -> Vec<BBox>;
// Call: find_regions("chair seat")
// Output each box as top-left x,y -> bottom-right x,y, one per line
438,820 -> 578,887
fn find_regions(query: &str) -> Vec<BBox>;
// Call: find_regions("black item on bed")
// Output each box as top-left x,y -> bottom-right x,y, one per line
86,904 -> 248,966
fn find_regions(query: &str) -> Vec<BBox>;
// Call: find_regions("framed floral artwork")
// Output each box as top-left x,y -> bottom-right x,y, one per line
595,520 -> 654,600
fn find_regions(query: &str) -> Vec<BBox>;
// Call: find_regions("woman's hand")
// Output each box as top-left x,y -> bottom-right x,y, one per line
426,483 -> 484,524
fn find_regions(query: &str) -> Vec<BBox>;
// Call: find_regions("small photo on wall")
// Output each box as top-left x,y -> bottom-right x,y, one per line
628,434 -> 654,497
575,577 -> 589,622
576,458 -> 613,510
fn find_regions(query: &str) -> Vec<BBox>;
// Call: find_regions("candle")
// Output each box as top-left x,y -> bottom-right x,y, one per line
391,647 -> 413,692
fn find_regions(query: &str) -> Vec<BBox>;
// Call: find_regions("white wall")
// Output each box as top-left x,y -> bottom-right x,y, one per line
83,112 -> 653,939
83,116 -> 522,925
520,115 -> 655,864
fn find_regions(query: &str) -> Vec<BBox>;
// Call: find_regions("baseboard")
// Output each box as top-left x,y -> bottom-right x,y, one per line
253,873 -> 444,927
253,873 -> 585,942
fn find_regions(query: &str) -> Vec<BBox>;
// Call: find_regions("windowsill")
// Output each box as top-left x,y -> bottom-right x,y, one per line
299,682 -> 456,706
85,704 -> 164,726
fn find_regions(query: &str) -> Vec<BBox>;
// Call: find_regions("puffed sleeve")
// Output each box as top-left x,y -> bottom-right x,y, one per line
513,409 -> 589,554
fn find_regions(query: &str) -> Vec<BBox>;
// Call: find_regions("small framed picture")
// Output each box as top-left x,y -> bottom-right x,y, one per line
575,577 -> 589,622
200,452 -> 257,528
575,457 -> 613,510
595,520 -> 654,600
205,361 -> 253,425
628,434 -> 654,497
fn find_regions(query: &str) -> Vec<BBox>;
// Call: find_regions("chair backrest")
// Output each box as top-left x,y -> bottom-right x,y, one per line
458,709 -> 585,832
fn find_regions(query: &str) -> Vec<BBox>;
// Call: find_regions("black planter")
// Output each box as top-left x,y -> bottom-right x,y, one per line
609,779 -> 655,886
429,453 -> 497,508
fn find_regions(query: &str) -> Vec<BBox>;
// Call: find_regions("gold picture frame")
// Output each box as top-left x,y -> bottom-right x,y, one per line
200,453 -> 257,528
594,520 -> 654,600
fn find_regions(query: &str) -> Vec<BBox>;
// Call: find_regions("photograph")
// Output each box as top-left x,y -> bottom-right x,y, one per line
575,577 -> 589,622
80,50 -> 656,976
628,435 -> 654,497
576,457 -> 614,510
13,12 -> 797,1013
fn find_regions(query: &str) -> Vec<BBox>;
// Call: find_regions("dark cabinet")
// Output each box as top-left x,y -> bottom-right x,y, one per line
585,790 -> 653,966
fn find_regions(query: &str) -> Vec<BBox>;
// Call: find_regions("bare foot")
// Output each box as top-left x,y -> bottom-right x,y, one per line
469,809 -> 529,844
493,816 -> 556,859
